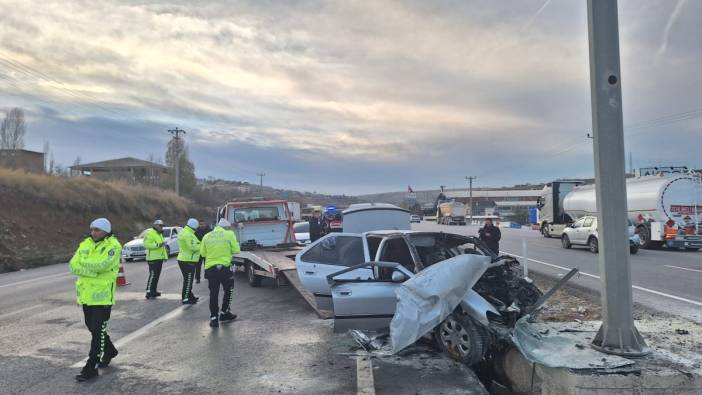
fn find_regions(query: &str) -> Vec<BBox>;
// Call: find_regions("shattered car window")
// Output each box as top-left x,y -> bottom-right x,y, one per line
409,233 -> 495,269
301,235 -> 365,267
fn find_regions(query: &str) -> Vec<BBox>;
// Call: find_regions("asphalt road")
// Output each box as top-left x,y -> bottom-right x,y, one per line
413,221 -> 702,323
0,257 -> 486,394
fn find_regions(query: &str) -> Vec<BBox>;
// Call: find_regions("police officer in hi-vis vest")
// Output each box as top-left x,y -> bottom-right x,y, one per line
69,218 -> 121,382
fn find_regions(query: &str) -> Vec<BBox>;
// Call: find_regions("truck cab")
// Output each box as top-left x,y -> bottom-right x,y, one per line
537,180 -> 584,238
217,200 -> 296,249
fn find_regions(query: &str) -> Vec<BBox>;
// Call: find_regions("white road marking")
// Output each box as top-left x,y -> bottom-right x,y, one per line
0,272 -> 71,289
356,354 -> 375,395
664,265 -> 702,274
0,304 -> 44,320
71,297 -> 208,368
503,251 -> 702,308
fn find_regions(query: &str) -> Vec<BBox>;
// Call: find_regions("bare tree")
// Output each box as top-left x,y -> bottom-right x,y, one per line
0,108 -> 27,149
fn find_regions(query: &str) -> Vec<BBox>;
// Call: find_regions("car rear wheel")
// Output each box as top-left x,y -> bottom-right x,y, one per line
434,312 -> 489,366
561,235 -> 572,249
165,245 -> 171,257
588,237 -> 599,253
246,263 -> 263,287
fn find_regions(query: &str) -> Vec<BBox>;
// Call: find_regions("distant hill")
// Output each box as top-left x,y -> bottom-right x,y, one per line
196,178 -> 366,208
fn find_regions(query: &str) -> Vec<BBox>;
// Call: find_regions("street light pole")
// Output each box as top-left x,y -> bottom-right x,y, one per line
465,176 -> 476,224
257,172 -> 266,193
167,128 -> 186,195
587,0 -> 649,356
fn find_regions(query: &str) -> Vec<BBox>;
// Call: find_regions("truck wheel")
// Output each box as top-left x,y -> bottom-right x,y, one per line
630,243 -> 639,254
638,225 -> 653,249
246,263 -> 262,287
434,312 -> 489,366
561,235 -> 572,249
588,237 -> 599,253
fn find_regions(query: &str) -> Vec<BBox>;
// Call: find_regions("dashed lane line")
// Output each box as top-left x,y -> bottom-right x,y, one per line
664,265 -> 702,274
503,251 -> 702,308
0,272 -> 71,289
0,304 -> 44,320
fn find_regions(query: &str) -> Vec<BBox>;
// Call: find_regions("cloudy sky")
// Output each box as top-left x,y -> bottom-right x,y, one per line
0,0 -> 700,194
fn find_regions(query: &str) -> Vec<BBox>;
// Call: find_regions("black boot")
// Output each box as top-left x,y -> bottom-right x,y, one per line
98,348 -> 118,368
76,363 -> 99,382
209,316 -> 219,328
219,312 -> 237,323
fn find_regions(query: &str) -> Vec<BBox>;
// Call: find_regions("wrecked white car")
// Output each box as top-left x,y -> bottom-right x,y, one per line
295,230 -> 543,365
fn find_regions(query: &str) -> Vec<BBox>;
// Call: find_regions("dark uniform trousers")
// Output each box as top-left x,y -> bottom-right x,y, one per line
205,265 -> 234,317
195,257 -> 203,281
146,260 -> 163,294
83,305 -> 117,368
178,261 -> 197,301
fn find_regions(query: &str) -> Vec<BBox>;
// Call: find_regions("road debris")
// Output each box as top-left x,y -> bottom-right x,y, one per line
511,316 -> 635,369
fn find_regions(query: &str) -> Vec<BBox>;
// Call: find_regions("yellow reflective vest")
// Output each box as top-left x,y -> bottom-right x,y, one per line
69,235 -> 122,305
200,226 -> 240,269
177,226 -> 200,263
144,228 -> 167,261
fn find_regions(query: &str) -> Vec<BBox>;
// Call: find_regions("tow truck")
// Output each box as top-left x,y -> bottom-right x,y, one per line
215,199 -> 331,317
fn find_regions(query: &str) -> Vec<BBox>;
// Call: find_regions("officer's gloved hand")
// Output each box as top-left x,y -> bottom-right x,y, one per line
216,264 -> 224,270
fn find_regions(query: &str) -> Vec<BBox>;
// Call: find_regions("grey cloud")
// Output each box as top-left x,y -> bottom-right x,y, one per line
3,0 -> 702,195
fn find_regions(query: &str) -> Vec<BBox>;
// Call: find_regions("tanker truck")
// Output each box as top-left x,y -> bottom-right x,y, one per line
437,200 -> 467,225
537,175 -> 702,250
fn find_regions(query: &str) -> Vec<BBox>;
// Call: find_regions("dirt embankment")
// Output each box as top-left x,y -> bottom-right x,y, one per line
0,169 -> 212,272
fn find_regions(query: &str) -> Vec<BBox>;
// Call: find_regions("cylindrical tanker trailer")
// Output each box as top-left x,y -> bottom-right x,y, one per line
538,175 -> 702,250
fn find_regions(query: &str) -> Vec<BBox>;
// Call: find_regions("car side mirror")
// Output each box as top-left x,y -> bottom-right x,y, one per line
391,271 -> 407,283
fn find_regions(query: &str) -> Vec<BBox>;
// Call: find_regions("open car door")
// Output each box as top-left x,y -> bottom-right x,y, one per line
295,234 -> 373,310
328,262 -> 414,333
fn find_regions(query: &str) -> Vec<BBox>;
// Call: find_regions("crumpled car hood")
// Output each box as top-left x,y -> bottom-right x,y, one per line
390,254 -> 492,353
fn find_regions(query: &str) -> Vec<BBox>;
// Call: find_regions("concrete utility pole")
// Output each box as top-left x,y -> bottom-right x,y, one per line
587,0 -> 649,356
168,128 -> 186,195
465,176 -> 476,223
257,172 -> 266,193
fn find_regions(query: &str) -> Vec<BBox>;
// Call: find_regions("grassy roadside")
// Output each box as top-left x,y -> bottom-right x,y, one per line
0,168 -> 212,272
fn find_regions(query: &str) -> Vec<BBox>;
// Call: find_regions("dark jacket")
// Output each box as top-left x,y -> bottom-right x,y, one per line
309,218 -> 322,242
478,224 -> 501,255
195,226 -> 211,241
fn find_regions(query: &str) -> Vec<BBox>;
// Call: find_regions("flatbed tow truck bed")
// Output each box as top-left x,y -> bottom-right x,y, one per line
233,247 -> 334,319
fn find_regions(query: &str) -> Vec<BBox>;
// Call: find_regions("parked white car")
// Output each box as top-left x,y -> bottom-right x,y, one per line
561,216 -> 640,254
293,222 -> 311,245
122,226 -> 182,261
